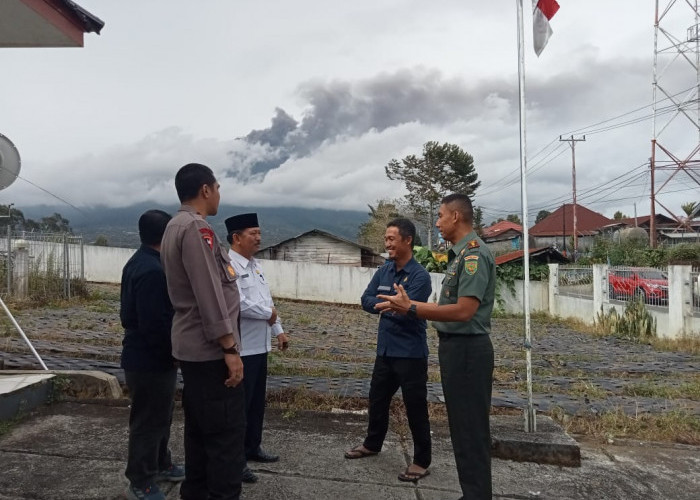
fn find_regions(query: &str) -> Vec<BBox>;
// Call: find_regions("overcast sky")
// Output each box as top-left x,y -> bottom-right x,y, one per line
1,0 -> 697,224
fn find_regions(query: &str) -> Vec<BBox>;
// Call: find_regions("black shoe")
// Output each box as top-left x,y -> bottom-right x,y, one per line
248,448 -> 279,463
242,466 -> 258,484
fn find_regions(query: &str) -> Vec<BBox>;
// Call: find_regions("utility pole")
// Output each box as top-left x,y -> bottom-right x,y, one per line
559,135 -> 586,258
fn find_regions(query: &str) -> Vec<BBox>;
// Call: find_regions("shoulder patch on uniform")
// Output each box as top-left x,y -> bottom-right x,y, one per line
467,239 -> 480,249
199,227 -> 214,250
227,264 -> 236,278
465,260 -> 478,275
464,255 -> 479,261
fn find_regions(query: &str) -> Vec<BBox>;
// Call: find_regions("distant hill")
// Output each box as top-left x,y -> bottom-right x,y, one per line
21,203 -> 368,249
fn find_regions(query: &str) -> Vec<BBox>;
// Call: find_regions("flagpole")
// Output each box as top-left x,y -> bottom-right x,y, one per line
516,0 -> 536,432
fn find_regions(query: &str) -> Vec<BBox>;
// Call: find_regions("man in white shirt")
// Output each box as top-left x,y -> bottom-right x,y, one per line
225,213 -> 289,484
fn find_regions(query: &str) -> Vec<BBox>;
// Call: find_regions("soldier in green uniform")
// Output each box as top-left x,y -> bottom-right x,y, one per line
376,193 -> 495,500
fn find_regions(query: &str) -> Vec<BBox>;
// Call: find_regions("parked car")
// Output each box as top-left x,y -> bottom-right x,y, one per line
608,267 -> 668,305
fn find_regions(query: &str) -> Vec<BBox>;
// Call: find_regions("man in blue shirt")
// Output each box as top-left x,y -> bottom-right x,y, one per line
344,218 -> 432,483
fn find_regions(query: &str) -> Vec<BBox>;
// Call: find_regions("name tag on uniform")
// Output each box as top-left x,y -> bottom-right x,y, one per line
240,273 -> 249,279
377,285 -> 392,291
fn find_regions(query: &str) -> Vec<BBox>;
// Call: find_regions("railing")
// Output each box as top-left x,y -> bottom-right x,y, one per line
607,265 -> 669,309
692,266 -> 700,316
0,229 -> 84,299
558,265 -> 593,298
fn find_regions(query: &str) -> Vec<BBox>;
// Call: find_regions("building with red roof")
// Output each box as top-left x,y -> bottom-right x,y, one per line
529,203 -> 613,253
481,220 -> 523,255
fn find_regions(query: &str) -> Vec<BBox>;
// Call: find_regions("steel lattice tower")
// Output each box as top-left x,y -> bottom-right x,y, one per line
650,0 -> 700,246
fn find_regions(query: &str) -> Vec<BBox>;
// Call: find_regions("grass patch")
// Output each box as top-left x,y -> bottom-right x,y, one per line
551,406 -> 700,445
622,377 -> 700,401
568,380 -> 609,399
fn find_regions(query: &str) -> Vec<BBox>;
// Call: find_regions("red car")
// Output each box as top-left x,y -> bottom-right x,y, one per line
608,267 -> 668,305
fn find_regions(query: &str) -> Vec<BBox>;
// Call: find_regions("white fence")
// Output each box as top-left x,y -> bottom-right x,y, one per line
67,244 -> 700,339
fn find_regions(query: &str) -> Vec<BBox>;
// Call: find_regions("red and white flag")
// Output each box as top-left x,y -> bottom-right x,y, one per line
533,0 -> 560,56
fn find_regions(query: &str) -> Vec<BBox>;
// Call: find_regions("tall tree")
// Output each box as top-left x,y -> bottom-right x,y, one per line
613,211 -> 628,220
385,141 -> 480,249
535,210 -> 551,224
357,200 -> 402,253
473,206 -> 484,235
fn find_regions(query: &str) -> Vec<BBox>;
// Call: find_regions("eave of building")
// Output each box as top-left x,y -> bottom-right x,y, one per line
0,0 -> 103,48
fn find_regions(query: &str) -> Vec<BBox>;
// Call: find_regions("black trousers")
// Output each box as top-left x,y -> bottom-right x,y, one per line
124,368 -> 177,488
363,356 -> 431,468
438,334 -> 494,500
179,359 -> 246,500
241,352 -> 268,459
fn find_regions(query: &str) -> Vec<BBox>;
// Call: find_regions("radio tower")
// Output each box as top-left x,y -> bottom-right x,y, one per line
650,0 -> 700,247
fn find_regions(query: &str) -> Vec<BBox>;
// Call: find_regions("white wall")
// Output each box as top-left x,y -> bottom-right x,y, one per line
82,245 -> 136,283
75,245 -> 700,338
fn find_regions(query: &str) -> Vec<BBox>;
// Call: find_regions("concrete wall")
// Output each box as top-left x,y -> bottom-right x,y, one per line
498,280 -> 549,314
83,245 -> 135,283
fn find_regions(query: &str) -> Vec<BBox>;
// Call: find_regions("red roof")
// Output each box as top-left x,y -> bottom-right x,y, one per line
530,204 -> 612,237
482,220 -> 522,239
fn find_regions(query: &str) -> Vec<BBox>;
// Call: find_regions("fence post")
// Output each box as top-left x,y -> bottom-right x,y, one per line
80,236 -> 85,280
548,263 -> 558,317
63,233 -> 70,299
667,265 -> 691,339
12,240 -> 29,299
6,225 -> 11,294
593,264 -> 607,317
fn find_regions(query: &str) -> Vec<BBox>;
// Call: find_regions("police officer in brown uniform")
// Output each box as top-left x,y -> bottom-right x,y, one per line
376,193 -> 496,500
160,163 -> 246,500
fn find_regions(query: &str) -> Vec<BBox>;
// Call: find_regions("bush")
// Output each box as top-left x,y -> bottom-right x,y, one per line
595,297 -> 657,341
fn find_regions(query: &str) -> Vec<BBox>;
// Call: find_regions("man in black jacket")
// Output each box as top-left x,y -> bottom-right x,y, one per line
121,209 -> 184,500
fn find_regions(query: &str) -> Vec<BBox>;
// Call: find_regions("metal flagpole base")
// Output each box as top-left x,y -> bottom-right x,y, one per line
524,406 -> 537,433
0,296 -> 48,370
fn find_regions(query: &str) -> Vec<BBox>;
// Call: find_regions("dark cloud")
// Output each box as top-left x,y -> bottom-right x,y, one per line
229,69 -> 517,180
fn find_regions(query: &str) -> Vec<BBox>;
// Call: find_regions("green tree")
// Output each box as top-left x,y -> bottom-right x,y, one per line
681,201 -> 699,218
385,141 -> 480,249
357,200 -> 402,253
0,204 -> 26,230
535,210 -> 551,224
40,213 -> 71,233
93,235 -> 109,247
613,211 -> 628,220
473,206 -> 484,234
506,214 -> 521,225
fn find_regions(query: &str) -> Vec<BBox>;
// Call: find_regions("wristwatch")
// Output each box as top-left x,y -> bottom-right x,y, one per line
222,345 -> 239,355
407,304 -> 418,318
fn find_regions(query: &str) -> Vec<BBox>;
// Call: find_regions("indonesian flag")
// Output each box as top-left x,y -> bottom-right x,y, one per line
533,0 -> 560,56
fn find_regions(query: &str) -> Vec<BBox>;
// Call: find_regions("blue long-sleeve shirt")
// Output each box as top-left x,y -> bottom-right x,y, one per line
361,257 -> 432,358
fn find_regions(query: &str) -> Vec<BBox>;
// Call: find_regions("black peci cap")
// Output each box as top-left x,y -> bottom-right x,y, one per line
225,213 -> 259,234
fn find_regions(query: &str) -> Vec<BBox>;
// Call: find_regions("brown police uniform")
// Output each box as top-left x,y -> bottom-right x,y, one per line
160,204 -> 245,500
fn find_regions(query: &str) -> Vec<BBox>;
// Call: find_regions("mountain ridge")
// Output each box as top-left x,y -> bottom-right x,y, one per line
20,203 -> 368,249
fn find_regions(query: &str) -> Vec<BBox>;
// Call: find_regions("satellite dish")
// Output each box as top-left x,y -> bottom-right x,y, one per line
0,133 -> 21,191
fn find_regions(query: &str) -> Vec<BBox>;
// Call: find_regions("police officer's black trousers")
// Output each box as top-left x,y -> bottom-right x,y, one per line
241,352 -> 268,459
179,359 -> 246,500
439,334 -> 494,500
124,368 -> 177,489
364,356 -> 432,469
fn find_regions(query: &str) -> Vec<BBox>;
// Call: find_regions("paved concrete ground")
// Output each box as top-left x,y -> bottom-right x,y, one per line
0,401 -> 699,500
